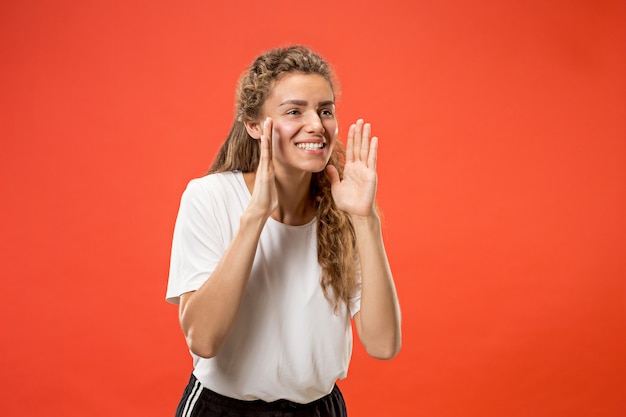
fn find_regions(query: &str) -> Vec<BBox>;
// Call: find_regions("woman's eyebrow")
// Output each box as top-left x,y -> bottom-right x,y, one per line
279,99 -> 335,107
279,99 -> 307,107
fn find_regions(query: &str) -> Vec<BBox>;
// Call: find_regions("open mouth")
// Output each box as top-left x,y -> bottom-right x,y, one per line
296,143 -> 325,150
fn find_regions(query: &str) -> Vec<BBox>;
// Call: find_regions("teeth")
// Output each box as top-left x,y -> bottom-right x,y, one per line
296,143 -> 324,150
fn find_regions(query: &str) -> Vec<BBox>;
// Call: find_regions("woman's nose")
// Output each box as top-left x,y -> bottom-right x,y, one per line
305,111 -> 325,133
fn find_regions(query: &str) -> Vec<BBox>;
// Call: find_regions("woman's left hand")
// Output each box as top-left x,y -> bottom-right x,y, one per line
326,119 -> 378,217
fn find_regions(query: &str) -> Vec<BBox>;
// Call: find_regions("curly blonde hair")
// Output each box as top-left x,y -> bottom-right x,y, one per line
208,45 -> 358,310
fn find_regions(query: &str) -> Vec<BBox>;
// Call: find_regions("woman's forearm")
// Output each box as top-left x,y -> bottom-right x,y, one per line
352,214 -> 402,359
179,211 -> 266,359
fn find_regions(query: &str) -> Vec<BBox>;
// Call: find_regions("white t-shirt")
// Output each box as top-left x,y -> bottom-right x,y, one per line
166,171 -> 361,404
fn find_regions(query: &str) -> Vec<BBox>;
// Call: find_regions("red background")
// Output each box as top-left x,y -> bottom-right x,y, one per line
1,1 -> 625,416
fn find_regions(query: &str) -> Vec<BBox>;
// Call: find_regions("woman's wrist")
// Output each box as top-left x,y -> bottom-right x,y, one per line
350,211 -> 381,233
240,209 -> 268,235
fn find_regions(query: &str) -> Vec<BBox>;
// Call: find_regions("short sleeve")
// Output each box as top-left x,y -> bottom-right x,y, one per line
165,179 -> 226,304
348,259 -> 362,317
348,282 -> 361,318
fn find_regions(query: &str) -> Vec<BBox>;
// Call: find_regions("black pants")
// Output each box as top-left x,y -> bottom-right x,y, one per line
176,374 -> 348,417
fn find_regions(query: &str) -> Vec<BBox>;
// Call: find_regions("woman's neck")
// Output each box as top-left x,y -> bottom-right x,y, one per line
243,171 -> 316,226
272,171 -> 314,225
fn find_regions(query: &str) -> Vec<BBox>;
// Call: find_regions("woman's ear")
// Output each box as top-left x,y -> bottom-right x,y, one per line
244,121 -> 262,140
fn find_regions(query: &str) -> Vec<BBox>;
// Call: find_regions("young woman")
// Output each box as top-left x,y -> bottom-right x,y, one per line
166,45 -> 401,417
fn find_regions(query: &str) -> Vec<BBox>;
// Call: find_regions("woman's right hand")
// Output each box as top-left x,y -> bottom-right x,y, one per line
248,117 -> 278,221
179,117 -> 279,359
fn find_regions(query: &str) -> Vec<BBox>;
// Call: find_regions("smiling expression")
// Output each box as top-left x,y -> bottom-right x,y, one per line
254,72 -> 338,176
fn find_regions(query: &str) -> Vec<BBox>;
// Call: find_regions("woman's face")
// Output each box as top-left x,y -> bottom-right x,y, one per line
260,72 -> 338,175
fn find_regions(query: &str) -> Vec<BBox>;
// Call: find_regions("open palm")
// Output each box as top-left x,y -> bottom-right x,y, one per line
327,119 -> 378,217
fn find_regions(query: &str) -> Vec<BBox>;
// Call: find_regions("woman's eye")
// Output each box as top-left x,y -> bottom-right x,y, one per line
320,109 -> 334,117
287,109 -> 300,115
